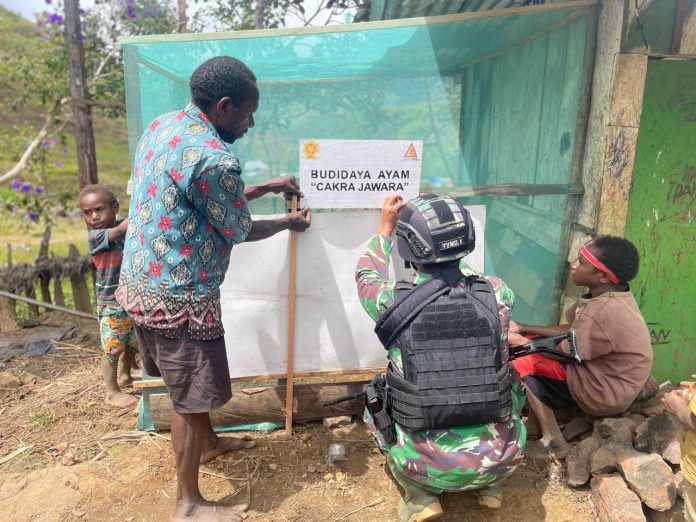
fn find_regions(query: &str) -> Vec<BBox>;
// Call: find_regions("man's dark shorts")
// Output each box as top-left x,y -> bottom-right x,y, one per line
134,325 -> 231,414
511,353 -> 577,410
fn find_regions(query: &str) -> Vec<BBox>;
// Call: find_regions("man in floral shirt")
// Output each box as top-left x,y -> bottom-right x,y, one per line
356,194 -> 526,522
117,56 -> 310,522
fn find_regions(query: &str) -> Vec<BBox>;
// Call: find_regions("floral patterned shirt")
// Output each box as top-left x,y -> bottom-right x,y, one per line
116,103 -> 252,340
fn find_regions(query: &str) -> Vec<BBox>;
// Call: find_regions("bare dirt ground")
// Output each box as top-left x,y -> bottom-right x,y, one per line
0,313 -> 597,522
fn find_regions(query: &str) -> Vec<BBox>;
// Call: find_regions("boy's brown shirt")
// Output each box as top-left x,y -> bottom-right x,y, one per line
564,290 -> 653,416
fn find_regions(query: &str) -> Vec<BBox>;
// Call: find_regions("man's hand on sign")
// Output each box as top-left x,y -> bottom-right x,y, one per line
377,194 -> 407,237
268,175 -> 303,199
287,206 -> 311,232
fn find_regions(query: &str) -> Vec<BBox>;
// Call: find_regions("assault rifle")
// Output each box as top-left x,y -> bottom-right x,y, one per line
509,331 -> 581,363
322,332 -> 581,409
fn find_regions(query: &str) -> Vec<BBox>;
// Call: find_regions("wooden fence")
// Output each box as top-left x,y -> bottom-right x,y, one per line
0,227 -> 95,331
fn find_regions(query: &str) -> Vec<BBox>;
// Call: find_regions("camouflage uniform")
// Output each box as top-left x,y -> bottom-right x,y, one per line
356,235 -> 526,493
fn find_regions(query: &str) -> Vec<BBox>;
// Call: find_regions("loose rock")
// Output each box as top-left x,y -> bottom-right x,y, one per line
635,421 -> 651,452
567,436 -> 600,487
323,416 -> 352,429
643,396 -> 666,417
644,498 -> 685,522
0,372 -> 21,388
617,450 -> 676,511
19,373 -> 38,386
597,417 -> 636,438
603,424 -> 635,451
562,417 -> 592,441
626,413 -> 648,428
674,471 -> 685,499
590,446 -> 617,476
636,375 -> 660,401
646,413 -> 682,465
591,473 -> 646,522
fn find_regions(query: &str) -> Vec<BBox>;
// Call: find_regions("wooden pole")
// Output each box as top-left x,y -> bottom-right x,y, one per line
54,278 -> 66,307
285,196 -> 298,436
0,244 -> 18,332
37,226 -> 52,307
64,0 -> 98,188
0,290 -> 97,321
68,244 -> 93,314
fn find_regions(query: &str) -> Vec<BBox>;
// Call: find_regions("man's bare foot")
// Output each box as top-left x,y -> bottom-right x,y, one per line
105,391 -> 139,409
200,435 -> 255,464
525,439 -> 570,460
118,374 -> 134,388
170,500 -> 248,522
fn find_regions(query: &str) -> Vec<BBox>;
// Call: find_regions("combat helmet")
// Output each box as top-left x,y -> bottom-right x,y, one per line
395,193 -> 475,264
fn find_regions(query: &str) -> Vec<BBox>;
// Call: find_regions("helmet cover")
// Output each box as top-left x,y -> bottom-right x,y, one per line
395,193 -> 475,264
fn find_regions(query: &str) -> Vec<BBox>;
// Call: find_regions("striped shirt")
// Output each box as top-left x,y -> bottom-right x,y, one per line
88,223 -> 124,306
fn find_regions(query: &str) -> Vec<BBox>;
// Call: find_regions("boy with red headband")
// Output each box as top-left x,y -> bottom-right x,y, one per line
508,235 -> 652,460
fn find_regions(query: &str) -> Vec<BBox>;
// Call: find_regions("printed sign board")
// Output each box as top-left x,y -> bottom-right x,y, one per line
299,139 -> 423,209
221,207 -> 486,378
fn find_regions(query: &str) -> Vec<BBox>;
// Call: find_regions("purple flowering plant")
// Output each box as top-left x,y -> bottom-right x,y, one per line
0,179 -> 49,225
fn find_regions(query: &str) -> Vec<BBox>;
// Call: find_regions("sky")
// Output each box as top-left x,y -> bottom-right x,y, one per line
2,0 -> 60,20
0,0 -> 350,27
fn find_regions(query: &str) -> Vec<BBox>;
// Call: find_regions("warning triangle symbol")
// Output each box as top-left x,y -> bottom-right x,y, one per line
404,143 -> 418,159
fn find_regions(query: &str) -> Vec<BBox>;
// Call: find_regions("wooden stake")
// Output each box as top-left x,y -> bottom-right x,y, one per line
285,196 -> 298,436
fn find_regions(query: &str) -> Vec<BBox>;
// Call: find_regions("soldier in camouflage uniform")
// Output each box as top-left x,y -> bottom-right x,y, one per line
355,194 -> 527,522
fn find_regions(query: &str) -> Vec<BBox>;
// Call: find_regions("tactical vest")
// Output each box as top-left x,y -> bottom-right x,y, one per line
374,266 -> 511,431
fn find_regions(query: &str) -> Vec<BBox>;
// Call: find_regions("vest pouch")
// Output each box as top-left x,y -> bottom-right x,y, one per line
387,365 -> 512,431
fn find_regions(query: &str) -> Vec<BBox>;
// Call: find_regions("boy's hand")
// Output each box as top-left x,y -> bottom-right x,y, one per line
662,389 -> 690,416
509,320 -> 523,334
507,331 -> 528,348
377,194 -> 406,237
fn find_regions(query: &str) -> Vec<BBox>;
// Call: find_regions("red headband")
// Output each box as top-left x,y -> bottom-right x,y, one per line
580,245 -> 620,284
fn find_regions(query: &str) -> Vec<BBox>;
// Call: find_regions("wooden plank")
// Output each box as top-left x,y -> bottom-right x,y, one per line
576,0 -> 625,229
148,381 -> 369,431
596,126 -> 641,236
441,183 -> 583,198
489,199 -> 560,253
671,0 -> 687,54
680,6 -> 696,54
133,367 -> 385,390
609,54 -> 648,128
285,196 -> 298,435
0,290 -> 98,321
447,9 -> 590,75
54,279 -> 65,307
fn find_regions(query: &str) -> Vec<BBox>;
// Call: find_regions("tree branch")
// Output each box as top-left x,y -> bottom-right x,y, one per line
0,102 -> 64,185
68,97 -> 126,112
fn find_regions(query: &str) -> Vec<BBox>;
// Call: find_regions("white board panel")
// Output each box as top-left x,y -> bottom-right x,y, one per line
220,207 -> 486,378
299,139 -> 422,209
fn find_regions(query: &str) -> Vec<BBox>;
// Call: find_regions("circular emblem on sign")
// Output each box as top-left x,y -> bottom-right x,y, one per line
303,140 -> 319,160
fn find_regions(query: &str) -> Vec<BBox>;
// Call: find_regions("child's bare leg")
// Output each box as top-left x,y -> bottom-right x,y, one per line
102,357 -> 138,408
525,388 -> 569,460
524,406 -> 542,439
118,351 -> 136,388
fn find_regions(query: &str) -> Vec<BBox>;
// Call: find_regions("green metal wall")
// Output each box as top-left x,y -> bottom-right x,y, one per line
625,60 -> 696,383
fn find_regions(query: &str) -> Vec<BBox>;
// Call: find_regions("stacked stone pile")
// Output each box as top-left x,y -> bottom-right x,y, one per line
560,377 -> 687,521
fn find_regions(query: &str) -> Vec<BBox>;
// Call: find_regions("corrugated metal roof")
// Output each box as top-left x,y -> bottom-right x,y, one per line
368,0 -> 581,20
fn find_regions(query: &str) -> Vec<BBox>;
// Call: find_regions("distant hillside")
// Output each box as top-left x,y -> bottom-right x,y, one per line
0,5 -> 39,48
